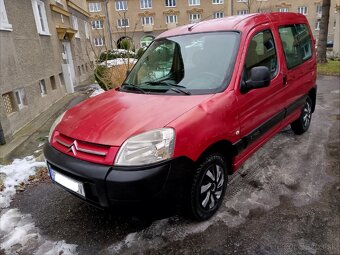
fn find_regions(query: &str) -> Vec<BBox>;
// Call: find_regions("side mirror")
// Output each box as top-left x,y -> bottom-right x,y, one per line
241,66 -> 271,94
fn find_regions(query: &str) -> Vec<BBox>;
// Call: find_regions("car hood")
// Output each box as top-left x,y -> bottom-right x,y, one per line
56,90 -> 212,146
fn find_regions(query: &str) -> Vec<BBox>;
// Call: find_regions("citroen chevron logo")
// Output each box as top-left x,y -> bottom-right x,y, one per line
68,140 -> 79,156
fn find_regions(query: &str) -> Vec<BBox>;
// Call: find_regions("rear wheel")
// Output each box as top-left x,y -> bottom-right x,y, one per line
291,96 -> 313,135
190,153 -> 228,221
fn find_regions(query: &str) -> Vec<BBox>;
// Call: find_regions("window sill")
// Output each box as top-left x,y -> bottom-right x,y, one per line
0,23 -> 13,32
39,32 -> 51,36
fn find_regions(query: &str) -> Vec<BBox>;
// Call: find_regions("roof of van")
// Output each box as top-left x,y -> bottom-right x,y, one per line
157,12 -> 308,39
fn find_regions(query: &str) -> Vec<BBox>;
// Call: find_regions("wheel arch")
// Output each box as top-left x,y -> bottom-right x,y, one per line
196,140 -> 235,175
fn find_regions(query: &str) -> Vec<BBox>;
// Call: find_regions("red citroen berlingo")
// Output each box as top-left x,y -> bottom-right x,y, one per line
44,13 -> 317,221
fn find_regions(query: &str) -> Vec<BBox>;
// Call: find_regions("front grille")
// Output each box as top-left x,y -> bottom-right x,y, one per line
51,131 -> 118,165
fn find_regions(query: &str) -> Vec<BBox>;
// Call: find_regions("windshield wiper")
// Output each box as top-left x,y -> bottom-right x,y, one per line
121,83 -> 146,94
142,81 -> 191,95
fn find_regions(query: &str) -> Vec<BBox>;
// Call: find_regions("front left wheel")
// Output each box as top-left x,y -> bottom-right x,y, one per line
190,153 -> 228,221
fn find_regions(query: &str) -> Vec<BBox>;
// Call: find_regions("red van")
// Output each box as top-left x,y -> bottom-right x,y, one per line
44,13 -> 316,221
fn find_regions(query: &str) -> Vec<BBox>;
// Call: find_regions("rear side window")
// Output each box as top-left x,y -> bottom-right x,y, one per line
244,29 -> 278,80
279,24 -> 312,69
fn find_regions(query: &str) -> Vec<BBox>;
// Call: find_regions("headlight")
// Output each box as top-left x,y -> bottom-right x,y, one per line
115,128 -> 175,166
48,112 -> 66,143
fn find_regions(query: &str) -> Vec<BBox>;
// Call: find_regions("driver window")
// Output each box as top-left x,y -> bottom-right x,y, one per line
244,29 -> 278,81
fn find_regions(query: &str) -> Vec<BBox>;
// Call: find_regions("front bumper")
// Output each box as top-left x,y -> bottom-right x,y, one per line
44,143 -> 194,208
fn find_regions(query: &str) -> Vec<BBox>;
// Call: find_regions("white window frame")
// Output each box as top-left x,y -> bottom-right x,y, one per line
237,0 -> 248,2
188,0 -> 200,6
141,16 -> 154,26
115,0 -> 128,11
94,37 -> 104,46
297,6 -> 308,15
213,11 -> 224,19
32,0 -> 50,35
212,0 -> 223,4
117,18 -> 129,28
237,10 -> 248,15
279,7 -> 289,12
0,0 -> 12,31
39,80 -> 47,96
165,0 -> 176,7
71,16 -> 80,38
14,89 -> 26,110
189,13 -> 201,23
140,0 -> 152,9
88,2 -> 101,12
91,19 -> 103,29
166,15 -> 177,24
315,20 -> 320,30
316,5 -> 322,17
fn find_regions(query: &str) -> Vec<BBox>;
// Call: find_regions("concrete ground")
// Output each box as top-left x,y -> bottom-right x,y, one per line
4,76 -> 340,254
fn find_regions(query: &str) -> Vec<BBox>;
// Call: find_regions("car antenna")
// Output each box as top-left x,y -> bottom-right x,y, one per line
188,7 -> 225,31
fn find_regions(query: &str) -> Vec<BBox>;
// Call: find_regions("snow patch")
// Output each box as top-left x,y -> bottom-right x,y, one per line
0,156 -> 46,208
90,87 -> 105,97
99,58 -> 137,68
0,209 -> 77,255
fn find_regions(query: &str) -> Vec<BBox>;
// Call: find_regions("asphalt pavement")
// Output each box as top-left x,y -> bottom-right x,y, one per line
7,76 -> 340,255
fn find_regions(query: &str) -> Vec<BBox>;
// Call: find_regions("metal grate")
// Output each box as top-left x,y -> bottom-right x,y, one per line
2,92 -> 16,114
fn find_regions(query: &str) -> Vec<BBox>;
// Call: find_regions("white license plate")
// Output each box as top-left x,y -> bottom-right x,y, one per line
49,168 -> 85,197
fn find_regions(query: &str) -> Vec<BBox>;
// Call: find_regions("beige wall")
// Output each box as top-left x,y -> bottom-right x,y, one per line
0,0 -> 93,142
232,0 -> 339,42
106,0 -> 230,49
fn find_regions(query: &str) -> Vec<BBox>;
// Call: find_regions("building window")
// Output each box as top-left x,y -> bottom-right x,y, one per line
71,16 -> 80,38
88,2 -> 101,12
237,10 -> 248,15
14,89 -> 27,109
59,73 -> 65,86
117,18 -> 129,28
0,0 -> 12,31
141,16 -> 153,26
213,12 -> 224,19
279,7 -> 289,12
237,0 -> 247,2
140,0 -> 152,9
31,0 -> 50,35
115,0 -> 127,10
165,0 -> 176,7
2,92 -> 16,114
94,37 -> 104,46
39,80 -> 47,96
212,0 -> 223,4
188,0 -> 200,6
315,19 -> 320,30
189,13 -> 201,23
50,76 -> 56,90
316,4 -> 322,17
91,20 -> 103,29
166,15 -> 177,24
297,6 -> 308,15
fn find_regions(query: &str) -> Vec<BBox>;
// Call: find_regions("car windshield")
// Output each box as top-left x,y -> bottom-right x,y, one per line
123,32 -> 240,95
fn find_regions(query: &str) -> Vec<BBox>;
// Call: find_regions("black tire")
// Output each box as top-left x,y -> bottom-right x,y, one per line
190,153 -> 228,221
291,96 -> 313,135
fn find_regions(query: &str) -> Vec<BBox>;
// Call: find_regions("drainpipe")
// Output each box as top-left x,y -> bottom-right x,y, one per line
104,0 -> 114,49
231,0 -> 234,16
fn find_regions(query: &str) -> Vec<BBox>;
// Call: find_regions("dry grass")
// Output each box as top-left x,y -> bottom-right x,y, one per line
108,63 -> 135,89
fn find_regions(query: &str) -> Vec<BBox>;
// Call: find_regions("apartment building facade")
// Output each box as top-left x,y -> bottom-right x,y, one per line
232,0 -> 339,43
88,0 -> 231,51
0,0 -> 93,143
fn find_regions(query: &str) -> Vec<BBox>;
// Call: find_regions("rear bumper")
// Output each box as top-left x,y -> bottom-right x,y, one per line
44,143 -> 193,208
